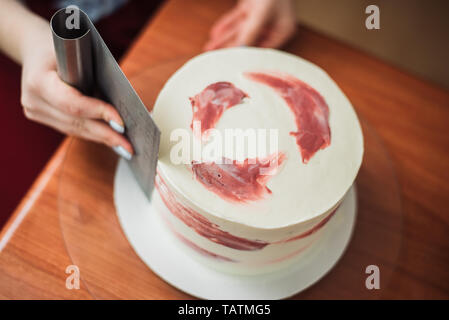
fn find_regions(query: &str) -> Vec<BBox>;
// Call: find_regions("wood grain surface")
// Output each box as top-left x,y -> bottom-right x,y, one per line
0,0 -> 448,299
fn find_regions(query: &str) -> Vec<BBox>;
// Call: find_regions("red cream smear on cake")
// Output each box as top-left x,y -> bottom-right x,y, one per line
275,205 -> 339,244
245,72 -> 331,163
190,82 -> 248,139
177,233 -> 236,262
191,152 -> 286,203
159,210 -> 235,262
155,173 -> 268,251
157,171 -> 339,251
267,242 -> 312,264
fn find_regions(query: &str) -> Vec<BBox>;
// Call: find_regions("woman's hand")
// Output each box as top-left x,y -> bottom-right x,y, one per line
204,0 -> 296,51
20,23 -> 133,159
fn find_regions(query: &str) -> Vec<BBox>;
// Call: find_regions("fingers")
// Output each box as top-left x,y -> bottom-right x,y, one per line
209,7 -> 245,39
235,16 -> 266,46
257,0 -> 297,48
257,23 -> 296,48
234,1 -> 274,46
81,119 -> 133,158
39,71 -> 124,129
207,0 -> 273,49
204,0 -> 296,50
204,21 -> 242,51
23,95 -> 133,157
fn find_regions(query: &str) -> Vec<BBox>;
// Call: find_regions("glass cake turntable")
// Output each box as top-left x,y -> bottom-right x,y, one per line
57,57 -> 403,299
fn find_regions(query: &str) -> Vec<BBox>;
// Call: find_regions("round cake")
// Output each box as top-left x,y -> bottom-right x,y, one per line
151,47 -> 363,274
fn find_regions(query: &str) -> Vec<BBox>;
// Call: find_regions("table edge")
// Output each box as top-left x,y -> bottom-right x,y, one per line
0,138 -> 71,251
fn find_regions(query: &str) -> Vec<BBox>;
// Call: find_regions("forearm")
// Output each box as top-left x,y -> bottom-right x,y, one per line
0,0 -> 50,65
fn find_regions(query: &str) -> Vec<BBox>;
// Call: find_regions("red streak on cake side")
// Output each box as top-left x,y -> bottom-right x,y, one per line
191,152 -> 286,203
156,173 -> 339,251
245,72 -> 331,163
190,82 -> 248,139
159,208 -> 236,262
177,232 -> 236,262
267,242 -> 313,264
155,173 -> 269,251
275,206 -> 339,244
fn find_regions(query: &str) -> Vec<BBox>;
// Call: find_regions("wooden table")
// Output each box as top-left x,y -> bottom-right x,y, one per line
1,0 -> 448,299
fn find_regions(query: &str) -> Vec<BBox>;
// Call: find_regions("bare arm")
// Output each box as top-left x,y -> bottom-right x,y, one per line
0,0 -> 46,64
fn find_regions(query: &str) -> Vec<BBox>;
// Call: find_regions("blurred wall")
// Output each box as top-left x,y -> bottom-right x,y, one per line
295,0 -> 449,89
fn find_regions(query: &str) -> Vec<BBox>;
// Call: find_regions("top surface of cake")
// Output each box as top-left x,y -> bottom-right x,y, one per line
152,47 -> 363,229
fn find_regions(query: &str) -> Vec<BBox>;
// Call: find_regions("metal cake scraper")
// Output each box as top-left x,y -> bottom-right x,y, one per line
50,7 -> 160,201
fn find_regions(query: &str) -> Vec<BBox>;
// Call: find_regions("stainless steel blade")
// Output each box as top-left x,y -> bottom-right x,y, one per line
51,7 -> 160,201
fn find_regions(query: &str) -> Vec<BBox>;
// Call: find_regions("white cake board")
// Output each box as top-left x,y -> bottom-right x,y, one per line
114,159 -> 357,300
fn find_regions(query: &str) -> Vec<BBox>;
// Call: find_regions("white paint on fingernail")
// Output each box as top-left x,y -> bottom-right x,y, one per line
109,120 -> 125,134
112,146 -> 132,160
